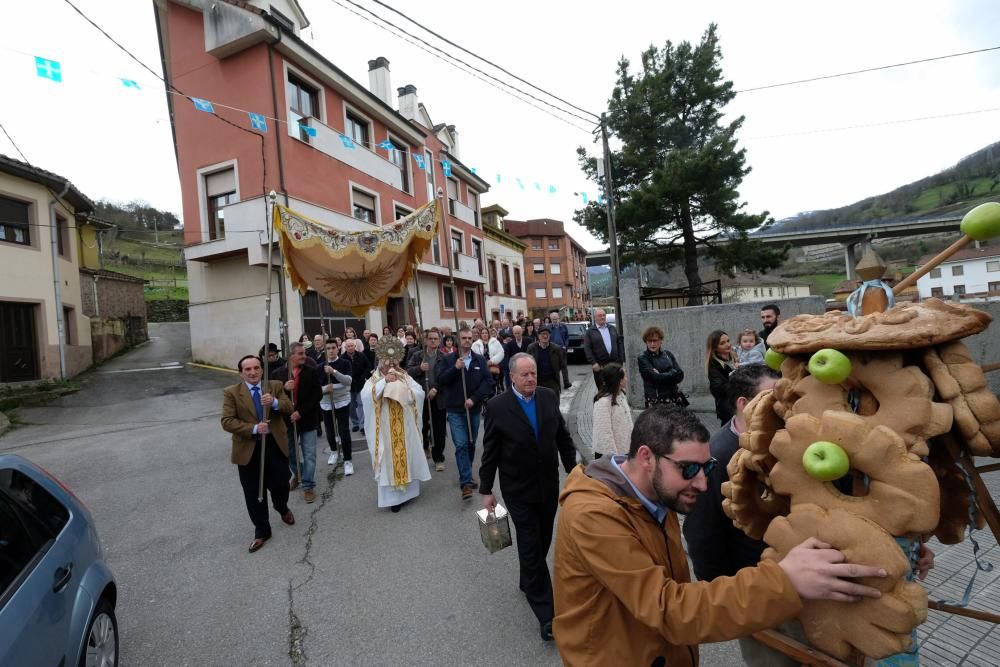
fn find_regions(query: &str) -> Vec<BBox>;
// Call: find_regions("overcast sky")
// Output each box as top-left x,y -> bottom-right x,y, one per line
2,0 -> 999,250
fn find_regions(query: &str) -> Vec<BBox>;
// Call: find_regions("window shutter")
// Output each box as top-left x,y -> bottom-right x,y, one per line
353,190 -> 376,211
206,168 -> 236,197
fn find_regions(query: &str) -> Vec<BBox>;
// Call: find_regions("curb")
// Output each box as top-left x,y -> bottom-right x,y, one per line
187,361 -> 238,374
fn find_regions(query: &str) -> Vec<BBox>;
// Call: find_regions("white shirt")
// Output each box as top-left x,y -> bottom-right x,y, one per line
598,325 -> 612,355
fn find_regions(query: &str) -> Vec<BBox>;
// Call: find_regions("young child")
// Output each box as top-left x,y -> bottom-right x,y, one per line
736,328 -> 765,366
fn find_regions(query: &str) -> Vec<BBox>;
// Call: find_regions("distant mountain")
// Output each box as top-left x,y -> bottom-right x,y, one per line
766,140 -> 1000,234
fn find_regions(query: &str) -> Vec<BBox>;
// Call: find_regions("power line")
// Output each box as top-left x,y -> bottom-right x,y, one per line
365,0 -> 599,120
737,44 -> 1000,93
328,0 -> 597,131
747,105 -> 1000,141
59,0 -> 269,201
0,121 -> 30,163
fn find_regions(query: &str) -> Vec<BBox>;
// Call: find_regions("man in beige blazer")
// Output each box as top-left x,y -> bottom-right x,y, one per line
222,354 -> 296,552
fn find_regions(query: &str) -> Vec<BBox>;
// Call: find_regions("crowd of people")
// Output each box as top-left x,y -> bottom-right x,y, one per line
220,300 -> 936,664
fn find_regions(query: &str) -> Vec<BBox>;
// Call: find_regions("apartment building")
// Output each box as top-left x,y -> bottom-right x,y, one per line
154,0 -> 488,366
480,204 -> 527,324
916,246 -> 1000,298
502,218 -> 589,318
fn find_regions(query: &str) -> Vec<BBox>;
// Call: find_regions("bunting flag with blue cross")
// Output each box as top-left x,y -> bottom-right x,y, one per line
35,57 -> 62,82
414,154 -> 426,170
248,113 -> 268,132
120,78 -> 140,90
192,98 -> 214,113
441,160 -> 452,177
378,139 -> 394,150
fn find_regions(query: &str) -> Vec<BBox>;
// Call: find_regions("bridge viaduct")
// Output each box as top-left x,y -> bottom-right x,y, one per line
585,212 -> 966,280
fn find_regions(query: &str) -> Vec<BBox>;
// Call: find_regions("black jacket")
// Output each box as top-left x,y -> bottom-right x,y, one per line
637,348 -> 684,402
582,324 -> 623,366
682,421 -> 767,581
708,359 -> 736,423
436,350 -> 494,412
479,387 -> 576,504
503,336 -> 533,359
272,362 -> 323,432
346,351 -> 372,393
406,348 -> 447,409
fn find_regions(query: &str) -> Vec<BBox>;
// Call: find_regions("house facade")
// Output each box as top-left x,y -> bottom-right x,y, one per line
502,218 -> 589,319
154,0 -> 488,366
480,205 -> 527,324
0,155 -> 97,381
916,246 -> 1000,299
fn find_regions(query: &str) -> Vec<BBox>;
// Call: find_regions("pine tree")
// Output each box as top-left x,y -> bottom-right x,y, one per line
576,24 -> 787,304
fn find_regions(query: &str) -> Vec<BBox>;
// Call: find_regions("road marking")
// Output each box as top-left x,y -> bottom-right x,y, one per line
187,362 -> 239,374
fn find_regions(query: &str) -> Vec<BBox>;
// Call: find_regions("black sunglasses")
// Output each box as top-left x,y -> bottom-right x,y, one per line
660,455 -> 718,480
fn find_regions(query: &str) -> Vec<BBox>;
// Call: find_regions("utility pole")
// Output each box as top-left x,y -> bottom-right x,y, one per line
600,113 -> 623,336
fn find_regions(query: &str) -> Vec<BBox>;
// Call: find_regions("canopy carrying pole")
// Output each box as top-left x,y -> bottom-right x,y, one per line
259,191 -> 278,501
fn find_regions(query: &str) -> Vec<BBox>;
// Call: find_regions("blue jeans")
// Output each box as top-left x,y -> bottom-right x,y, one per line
350,392 -> 363,429
447,409 -> 481,487
287,427 -> 317,490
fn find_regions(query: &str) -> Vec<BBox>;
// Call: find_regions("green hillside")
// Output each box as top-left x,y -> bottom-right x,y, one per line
96,200 -> 187,301
771,140 -> 1000,233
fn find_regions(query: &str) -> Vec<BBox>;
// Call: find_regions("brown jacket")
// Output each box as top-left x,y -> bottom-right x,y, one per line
221,380 -> 294,465
553,457 -> 802,666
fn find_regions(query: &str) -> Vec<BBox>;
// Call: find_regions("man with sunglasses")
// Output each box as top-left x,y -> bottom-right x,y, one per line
553,405 -> 892,667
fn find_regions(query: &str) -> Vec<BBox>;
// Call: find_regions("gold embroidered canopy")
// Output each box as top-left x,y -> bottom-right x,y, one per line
274,200 -> 439,316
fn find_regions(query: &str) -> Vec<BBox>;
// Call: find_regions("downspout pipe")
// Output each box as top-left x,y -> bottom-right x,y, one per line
50,181 -> 71,379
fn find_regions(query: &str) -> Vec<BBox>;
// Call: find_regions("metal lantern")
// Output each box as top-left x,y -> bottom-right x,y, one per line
476,504 -> 512,554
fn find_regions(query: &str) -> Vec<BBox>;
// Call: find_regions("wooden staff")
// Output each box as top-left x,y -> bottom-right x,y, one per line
437,188 -> 475,441
410,255 -> 437,451
258,191 -> 277,502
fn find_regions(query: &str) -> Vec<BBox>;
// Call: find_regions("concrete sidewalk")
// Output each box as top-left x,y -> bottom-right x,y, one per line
571,383 -> 1000,665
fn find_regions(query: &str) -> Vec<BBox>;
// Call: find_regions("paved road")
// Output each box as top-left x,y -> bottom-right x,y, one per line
0,325 -> 586,666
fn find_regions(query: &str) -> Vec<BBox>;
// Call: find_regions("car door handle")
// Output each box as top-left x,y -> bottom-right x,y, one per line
53,562 -> 73,592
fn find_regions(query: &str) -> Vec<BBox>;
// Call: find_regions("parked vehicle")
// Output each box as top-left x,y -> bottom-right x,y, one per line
565,321 -> 590,362
0,454 -> 118,667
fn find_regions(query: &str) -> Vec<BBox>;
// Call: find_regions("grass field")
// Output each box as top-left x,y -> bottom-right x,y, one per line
910,178 -> 997,212
103,233 -> 188,301
805,273 -> 846,298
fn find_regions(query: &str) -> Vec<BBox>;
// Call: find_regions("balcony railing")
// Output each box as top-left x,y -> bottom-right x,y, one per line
296,117 -> 404,191
451,200 -> 478,227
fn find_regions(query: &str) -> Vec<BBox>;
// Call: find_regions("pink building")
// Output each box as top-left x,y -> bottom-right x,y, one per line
154,0 -> 489,366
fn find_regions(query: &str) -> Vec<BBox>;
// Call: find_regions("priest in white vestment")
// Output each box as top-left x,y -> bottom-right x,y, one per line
361,358 -> 432,511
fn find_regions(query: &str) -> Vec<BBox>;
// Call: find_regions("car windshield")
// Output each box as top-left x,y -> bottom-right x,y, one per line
565,323 -> 586,335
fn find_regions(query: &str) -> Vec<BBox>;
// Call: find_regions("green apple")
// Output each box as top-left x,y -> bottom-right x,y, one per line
802,441 -> 851,482
764,348 -> 786,371
960,202 -> 1000,241
808,348 -> 852,384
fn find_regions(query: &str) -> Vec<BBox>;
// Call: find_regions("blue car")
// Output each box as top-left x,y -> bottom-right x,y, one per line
0,454 -> 118,666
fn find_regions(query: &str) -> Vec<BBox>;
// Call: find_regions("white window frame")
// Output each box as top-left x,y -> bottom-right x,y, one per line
392,201 -> 413,221
531,239 -> 542,250
343,103 -> 374,150
463,287 -> 477,311
196,159 -> 240,242
450,227 -> 465,268
431,235 -> 442,265
471,238 -> 483,275
532,263 -> 545,274
987,260 -> 1000,272
929,268 -> 942,279
468,188 -> 480,227
425,149 -> 436,201
952,264 -> 964,276
442,284 -> 456,310
534,287 -> 546,298
283,62 -> 327,141
548,239 -> 560,250
551,262 -> 561,275
349,181 -> 381,226
552,287 -> 563,299
386,131 -> 413,195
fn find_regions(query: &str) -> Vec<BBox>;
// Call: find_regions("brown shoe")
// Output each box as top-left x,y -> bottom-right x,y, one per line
249,537 -> 269,553
469,479 -> 479,490
281,511 -> 295,526
461,485 -> 473,500
289,474 -> 300,492
304,489 -> 316,504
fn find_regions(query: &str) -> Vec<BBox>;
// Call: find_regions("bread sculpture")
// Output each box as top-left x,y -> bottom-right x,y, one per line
721,202 -> 1000,661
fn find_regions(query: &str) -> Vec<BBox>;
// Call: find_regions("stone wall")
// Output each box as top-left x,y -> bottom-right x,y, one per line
147,299 -> 189,322
80,269 -> 149,363
621,277 -> 826,402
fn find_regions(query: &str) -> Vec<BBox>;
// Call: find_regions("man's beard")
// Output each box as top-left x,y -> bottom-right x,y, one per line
762,321 -> 776,330
651,464 -> 697,515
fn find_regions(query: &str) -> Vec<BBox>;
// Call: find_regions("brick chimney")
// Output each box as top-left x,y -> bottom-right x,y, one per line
367,57 -> 392,106
397,84 -> 418,120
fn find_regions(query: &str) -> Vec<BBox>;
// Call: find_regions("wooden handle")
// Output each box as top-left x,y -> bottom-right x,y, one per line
981,362 -> 1000,374
892,234 -> 972,296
